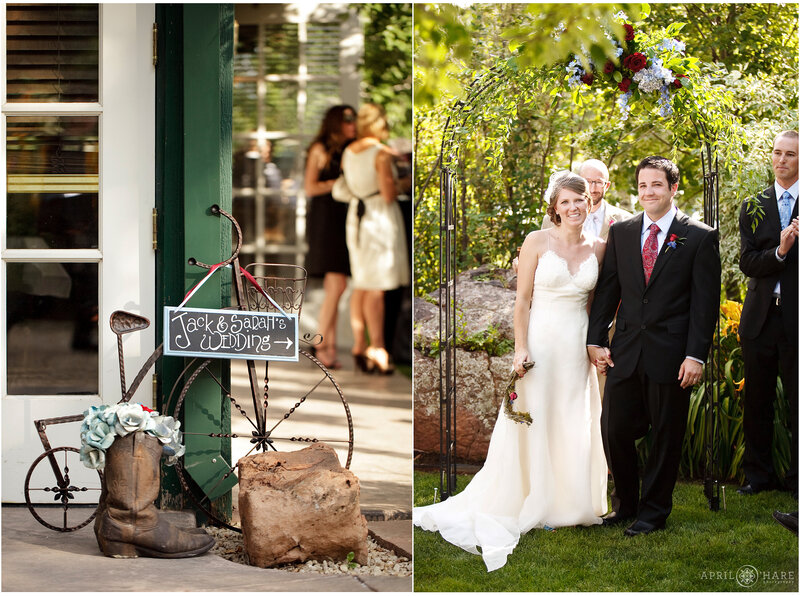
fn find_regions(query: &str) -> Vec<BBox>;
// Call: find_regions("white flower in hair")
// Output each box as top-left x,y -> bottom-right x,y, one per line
543,170 -> 574,205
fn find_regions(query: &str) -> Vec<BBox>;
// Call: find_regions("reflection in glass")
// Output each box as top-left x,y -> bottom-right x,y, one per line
5,4 -> 99,103
262,24 -> 298,74
264,82 -> 299,134
6,262 -> 98,395
307,22 -> 341,76
6,116 -> 99,249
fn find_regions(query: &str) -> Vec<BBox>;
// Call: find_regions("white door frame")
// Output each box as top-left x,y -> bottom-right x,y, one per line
1,4 -> 156,502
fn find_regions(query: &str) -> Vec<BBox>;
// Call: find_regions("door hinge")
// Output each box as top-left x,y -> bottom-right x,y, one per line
152,373 -> 158,405
152,23 -> 158,67
152,208 -> 158,251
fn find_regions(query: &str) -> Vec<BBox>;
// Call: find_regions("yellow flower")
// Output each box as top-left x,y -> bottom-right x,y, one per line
734,377 -> 745,393
720,300 -> 742,323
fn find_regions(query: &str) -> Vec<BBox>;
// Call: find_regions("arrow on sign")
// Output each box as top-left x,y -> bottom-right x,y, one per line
275,337 -> 293,350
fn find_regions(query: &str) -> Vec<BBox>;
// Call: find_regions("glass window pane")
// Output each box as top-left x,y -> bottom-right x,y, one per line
264,82 -> 298,134
305,81 -> 340,136
6,4 -> 99,103
6,116 -> 99,249
6,262 -> 98,395
307,22 -> 340,76
262,24 -> 298,74
234,24 -> 259,77
233,80 -> 258,134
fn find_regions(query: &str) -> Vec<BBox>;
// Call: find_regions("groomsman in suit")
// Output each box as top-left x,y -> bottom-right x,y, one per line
737,130 -> 799,496
542,158 -> 632,239
588,156 -> 720,536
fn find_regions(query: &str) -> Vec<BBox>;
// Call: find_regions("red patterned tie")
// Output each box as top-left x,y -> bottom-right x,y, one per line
642,223 -> 660,284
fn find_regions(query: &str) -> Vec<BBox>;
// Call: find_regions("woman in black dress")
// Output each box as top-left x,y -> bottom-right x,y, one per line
303,105 -> 357,369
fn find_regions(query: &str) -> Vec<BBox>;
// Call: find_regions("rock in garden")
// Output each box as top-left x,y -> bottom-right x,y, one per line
238,443 -> 368,567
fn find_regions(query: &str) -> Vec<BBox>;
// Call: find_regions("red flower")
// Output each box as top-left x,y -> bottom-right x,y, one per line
623,24 -> 635,41
140,404 -> 155,413
669,233 -> 678,242
618,77 -> 632,93
509,392 -> 517,401
603,60 -> 615,74
580,72 -> 595,86
672,79 -> 682,88
622,52 -> 647,73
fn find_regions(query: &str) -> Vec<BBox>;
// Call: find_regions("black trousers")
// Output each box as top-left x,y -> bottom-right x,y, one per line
741,302 -> 798,492
601,357 -> 691,525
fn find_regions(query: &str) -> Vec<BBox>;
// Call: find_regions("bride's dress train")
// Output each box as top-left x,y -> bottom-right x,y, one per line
413,249 -> 608,571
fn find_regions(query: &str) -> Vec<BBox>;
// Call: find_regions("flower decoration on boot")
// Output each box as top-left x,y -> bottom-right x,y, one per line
80,403 -> 185,469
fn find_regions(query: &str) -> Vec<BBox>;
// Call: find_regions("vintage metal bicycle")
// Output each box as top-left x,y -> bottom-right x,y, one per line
24,205 -> 353,532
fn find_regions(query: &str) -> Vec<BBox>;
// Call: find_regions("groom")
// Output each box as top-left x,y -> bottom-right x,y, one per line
587,156 -> 720,536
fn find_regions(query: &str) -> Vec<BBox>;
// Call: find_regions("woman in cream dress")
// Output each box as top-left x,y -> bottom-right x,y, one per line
341,103 -> 410,374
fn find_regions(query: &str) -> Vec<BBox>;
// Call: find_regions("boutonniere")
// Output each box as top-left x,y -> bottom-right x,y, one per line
504,361 -> 534,426
665,233 -> 686,251
608,218 -> 616,226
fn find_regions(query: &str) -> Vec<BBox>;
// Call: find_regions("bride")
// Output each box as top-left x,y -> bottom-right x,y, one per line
413,171 -> 609,571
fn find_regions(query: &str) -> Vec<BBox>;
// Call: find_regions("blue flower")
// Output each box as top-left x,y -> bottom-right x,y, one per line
83,421 -> 116,450
617,91 -> 633,121
658,84 -> 674,117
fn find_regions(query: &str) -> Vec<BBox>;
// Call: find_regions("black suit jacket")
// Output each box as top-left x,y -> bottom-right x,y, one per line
739,185 -> 799,341
588,210 -> 721,384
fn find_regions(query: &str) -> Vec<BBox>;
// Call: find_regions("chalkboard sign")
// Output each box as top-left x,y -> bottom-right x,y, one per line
163,306 -> 299,362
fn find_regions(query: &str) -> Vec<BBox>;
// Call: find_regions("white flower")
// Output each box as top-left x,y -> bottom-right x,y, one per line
80,443 -> 106,469
633,59 -> 674,94
658,38 -> 686,54
114,403 -> 152,435
613,10 -> 629,22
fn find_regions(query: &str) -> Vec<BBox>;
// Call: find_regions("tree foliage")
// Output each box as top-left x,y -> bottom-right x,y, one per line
360,3 -> 412,139
414,3 -> 798,297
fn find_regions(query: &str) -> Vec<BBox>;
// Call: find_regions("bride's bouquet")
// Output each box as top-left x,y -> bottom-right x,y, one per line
504,361 -> 534,425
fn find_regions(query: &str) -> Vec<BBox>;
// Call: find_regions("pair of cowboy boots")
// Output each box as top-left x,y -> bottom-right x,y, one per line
94,431 -> 214,558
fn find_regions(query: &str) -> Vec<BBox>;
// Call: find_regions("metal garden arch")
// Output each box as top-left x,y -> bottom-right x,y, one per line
435,66 -> 723,511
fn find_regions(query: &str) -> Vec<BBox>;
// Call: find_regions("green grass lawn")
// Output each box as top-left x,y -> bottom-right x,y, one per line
414,471 -> 798,592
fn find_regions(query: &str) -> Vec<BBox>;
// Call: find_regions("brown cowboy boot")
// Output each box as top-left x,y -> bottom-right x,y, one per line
94,432 -> 215,558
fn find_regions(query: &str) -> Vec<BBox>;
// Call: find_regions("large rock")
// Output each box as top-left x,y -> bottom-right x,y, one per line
414,265 -> 517,462
238,444 -> 368,567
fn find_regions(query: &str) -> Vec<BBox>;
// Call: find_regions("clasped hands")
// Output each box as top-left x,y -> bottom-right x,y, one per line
586,346 -> 703,389
778,216 -> 799,258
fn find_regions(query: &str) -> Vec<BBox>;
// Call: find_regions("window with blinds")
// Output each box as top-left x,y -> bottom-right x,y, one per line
5,4 -> 99,103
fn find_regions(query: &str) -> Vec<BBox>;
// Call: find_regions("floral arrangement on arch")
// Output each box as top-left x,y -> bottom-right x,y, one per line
80,403 -> 185,470
564,16 -> 698,121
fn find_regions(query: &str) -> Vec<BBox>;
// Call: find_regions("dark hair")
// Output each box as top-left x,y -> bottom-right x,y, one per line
635,155 -> 680,188
306,104 -> 356,167
545,172 -> 590,226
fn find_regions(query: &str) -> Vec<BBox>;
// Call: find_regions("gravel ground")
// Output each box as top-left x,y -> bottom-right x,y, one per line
205,527 -> 412,577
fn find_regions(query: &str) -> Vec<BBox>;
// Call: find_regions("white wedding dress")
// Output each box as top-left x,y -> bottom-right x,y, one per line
413,248 -> 609,572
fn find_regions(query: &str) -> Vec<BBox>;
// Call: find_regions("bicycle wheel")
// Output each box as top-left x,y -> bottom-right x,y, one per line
169,349 -> 353,531
24,446 -> 103,532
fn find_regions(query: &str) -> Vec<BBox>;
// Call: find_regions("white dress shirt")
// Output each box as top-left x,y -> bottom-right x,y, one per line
640,204 -> 678,252
774,180 -> 798,296
584,202 -> 605,238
